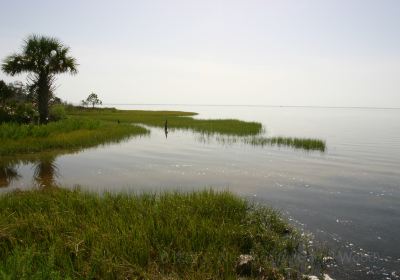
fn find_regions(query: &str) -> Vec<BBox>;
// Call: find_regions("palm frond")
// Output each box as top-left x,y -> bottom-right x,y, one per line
2,53 -> 33,75
3,34 -> 78,76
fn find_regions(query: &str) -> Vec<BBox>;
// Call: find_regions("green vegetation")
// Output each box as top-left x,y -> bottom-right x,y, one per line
198,135 -> 326,152
0,188 -> 323,279
2,35 -> 77,124
0,80 -> 14,105
249,136 -> 326,152
68,108 -> 263,136
49,104 -> 67,121
0,80 -> 38,123
0,118 -> 148,156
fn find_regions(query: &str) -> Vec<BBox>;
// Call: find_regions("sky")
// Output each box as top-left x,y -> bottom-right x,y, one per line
0,0 -> 399,107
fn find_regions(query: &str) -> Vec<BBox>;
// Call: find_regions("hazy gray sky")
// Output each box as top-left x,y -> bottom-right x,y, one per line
1,0 -> 399,107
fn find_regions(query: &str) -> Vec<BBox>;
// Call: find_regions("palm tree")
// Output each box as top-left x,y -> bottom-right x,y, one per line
1,35 -> 78,124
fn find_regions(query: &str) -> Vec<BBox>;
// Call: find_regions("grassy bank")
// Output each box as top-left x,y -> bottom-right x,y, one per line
0,118 -> 148,156
68,108 -> 263,136
0,188 -> 323,279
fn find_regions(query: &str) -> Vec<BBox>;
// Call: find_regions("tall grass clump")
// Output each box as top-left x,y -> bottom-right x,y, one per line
0,188 -> 323,279
199,135 -> 326,152
247,136 -> 326,152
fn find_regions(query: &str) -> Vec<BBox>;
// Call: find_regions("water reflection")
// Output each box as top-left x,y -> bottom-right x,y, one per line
164,120 -> 168,138
0,163 -> 21,188
33,156 -> 59,188
0,131 -> 153,189
0,154 -> 61,189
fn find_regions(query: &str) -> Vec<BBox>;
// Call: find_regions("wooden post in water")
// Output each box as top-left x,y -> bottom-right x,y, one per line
164,119 -> 168,138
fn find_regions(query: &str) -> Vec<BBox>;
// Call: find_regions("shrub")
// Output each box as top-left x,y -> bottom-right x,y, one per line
0,102 -> 37,124
49,104 -> 67,121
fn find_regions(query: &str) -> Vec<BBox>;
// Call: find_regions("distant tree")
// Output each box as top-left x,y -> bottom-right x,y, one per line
80,99 -> 89,107
85,92 -> 102,108
1,35 -> 78,124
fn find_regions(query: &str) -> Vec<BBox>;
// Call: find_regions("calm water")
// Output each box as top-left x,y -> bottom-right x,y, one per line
1,105 -> 400,279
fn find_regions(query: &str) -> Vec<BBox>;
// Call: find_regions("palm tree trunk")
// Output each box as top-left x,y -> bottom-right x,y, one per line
37,74 -> 50,124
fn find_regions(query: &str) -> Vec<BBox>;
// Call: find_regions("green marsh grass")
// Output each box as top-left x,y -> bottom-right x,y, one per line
246,136 -> 326,152
0,119 -> 103,140
0,119 -> 148,156
68,108 -> 263,136
199,135 -> 326,152
0,188 -> 323,279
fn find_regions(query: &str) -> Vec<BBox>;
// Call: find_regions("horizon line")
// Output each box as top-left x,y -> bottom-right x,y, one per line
98,103 -> 400,110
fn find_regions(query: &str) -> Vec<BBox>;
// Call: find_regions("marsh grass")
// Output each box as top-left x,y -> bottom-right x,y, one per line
0,119 -> 148,156
69,109 -> 263,136
0,119 -> 102,140
247,136 -> 326,152
198,135 -> 326,152
0,188 -> 324,279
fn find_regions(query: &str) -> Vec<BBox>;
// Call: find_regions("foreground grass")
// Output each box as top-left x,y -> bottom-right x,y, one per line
0,188 -> 322,279
68,108 -> 263,136
0,119 -> 148,156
